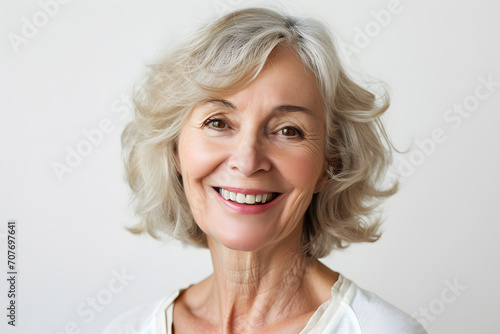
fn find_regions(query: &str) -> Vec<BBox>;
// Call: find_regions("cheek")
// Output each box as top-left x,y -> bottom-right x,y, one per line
277,145 -> 325,190
269,146 -> 324,239
178,133 -> 229,213
179,134 -> 224,181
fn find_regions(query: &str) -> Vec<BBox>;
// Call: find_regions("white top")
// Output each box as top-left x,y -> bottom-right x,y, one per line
104,274 -> 427,334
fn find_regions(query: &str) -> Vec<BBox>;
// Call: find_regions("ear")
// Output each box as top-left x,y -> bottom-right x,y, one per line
314,158 -> 340,193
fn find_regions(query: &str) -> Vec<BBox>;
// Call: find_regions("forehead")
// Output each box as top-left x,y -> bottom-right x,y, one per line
223,46 -> 323,113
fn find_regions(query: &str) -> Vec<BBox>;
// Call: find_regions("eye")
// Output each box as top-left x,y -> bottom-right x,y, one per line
277,126 -> 302,137
205,118 -> 228,130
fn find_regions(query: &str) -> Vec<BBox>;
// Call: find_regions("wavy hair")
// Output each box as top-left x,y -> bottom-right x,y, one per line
122,7 -> 397,258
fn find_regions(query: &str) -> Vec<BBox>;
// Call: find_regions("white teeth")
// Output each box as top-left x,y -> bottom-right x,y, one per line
217,188 -> 275,205
245,195 -> 256,204
236,193 -> 246,204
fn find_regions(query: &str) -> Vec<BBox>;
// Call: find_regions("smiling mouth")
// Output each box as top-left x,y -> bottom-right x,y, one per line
214,187 -> 280,205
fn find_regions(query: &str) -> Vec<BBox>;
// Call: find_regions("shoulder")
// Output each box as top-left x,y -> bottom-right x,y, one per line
343,278 -> 428,334
103,290 -> 180,334
301,274 -> 427,334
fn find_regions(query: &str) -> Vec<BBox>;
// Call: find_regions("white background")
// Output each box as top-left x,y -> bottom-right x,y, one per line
1,0 -> 500,333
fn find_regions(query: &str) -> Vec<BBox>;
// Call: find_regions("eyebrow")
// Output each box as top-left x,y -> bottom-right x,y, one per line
206,99 -> 315,117
207,99 -> 237,109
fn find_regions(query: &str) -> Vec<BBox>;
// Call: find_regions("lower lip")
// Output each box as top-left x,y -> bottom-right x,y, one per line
214,188 -> 281,214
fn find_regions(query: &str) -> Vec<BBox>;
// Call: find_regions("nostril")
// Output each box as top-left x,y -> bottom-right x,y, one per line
227,150 -> 272,176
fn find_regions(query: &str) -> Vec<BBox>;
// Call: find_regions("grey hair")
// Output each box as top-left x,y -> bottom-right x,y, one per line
122,7 -> 397,258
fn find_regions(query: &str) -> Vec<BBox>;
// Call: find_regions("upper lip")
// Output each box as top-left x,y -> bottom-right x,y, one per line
214,187 -> 280,195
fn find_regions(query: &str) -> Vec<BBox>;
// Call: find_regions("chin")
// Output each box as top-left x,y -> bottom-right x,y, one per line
217,238 -> 269,252
206,222 -> 278,253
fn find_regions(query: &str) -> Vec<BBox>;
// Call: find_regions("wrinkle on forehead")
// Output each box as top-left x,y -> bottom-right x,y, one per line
225,46 -> 324,118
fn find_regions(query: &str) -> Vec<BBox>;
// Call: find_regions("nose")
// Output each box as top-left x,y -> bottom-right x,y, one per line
227,132 -> 272,176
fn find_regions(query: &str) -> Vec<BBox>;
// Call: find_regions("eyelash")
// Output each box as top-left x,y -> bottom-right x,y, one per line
277,126 -> 303,138
204,118 -> 229,130
203,118 -> 304,138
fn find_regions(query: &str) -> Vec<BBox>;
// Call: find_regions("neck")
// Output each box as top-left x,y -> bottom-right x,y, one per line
204,236 -> 315,332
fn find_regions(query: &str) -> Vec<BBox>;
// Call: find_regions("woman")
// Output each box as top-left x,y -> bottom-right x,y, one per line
107,7 -> 427,334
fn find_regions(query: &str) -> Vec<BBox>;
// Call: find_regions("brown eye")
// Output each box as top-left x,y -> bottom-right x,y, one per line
279,127 -> 297,136
207,119 -> 227,129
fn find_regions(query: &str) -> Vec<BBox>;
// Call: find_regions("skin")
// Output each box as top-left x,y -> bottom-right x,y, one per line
174,46 -> 339,333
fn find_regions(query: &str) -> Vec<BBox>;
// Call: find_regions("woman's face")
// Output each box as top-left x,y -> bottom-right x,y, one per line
177,46 -> 327,252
